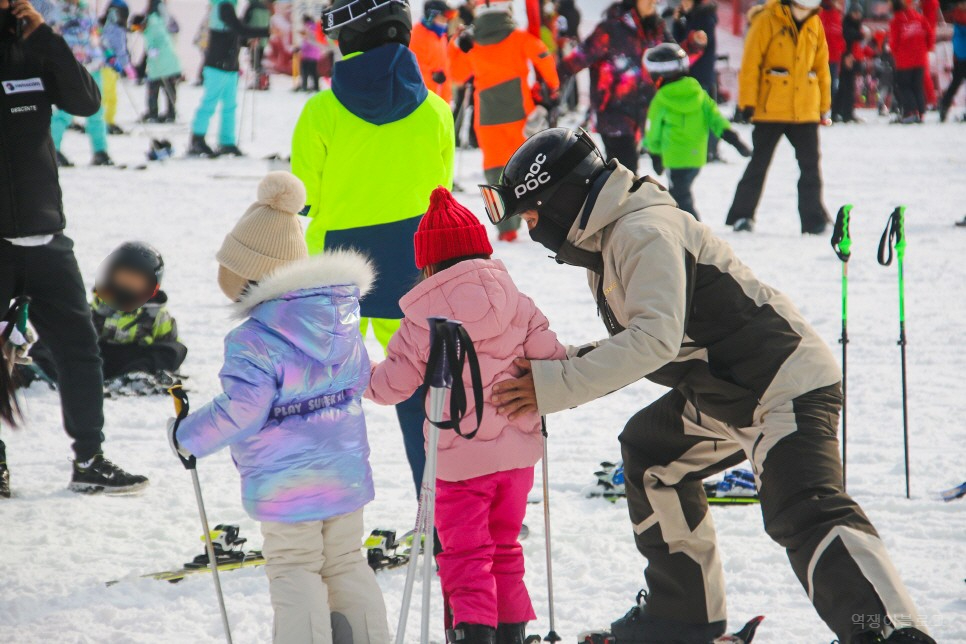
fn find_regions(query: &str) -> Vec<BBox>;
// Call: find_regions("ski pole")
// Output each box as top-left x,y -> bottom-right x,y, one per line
877,206 -> 910,499
167,385 -> 234,643
540,418 -> 561,643
831,205 -> 852,490
396,317 -> 453,644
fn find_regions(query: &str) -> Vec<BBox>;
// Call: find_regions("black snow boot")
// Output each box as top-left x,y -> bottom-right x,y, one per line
609,590 -> 726,644
107,123 -> 125,135
447,623 -> 497,644
495,623 -> 530,644
92,151 -> 114,166
0,462 -> 10,498
851,627 -> 936,644
188,134 -> 216,157
56,151 -> 74,167
215,144 -> 245,157
69,454 -> 149,494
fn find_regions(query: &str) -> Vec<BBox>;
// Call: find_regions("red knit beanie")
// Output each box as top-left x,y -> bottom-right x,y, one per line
414,187 -> 494,270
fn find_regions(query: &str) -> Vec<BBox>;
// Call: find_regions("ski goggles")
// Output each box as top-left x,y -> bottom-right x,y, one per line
323,0 -> 408,35
478,128 -> 597,225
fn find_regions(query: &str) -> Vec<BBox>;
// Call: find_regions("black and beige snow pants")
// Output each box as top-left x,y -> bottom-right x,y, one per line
620,384 -> 927,642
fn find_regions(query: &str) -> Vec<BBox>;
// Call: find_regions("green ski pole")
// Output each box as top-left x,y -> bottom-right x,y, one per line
831,205 -> 852,490
877,206 -> 910,499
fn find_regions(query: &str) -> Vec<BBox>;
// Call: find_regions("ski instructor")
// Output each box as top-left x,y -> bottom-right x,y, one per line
483,128 -> 933,644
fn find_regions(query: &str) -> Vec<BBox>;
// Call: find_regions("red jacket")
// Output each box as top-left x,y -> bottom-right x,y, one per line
889,8 -> 932,70
820,8 -> 846,64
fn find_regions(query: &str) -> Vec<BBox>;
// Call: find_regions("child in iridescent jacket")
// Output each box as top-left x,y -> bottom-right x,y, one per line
170,172 -> 390,644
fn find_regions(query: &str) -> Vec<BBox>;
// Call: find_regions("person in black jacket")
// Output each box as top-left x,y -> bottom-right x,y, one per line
0,0 -> 148,498
672,0 -> 720,160
188,0 -> 269,157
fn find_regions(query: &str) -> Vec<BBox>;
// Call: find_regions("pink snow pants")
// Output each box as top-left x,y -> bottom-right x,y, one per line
435,467 -> 537,628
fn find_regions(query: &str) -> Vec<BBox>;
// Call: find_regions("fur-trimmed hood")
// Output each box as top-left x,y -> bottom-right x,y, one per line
231,251 -> 375,364
233,250 -> 376,317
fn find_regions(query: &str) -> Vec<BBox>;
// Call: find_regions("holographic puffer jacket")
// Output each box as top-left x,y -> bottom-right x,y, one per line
56,0 -> 105,70
177,251 -> 377,524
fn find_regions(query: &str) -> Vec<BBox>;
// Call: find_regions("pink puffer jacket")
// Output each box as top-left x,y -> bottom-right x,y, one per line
366,259 -> 566,482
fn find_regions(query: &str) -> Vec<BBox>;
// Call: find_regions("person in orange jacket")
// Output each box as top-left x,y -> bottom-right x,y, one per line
451,0 -> 559,240
410,0 -> 453,102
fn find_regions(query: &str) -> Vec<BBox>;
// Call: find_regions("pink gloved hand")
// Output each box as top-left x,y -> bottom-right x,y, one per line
125,65 -> 137,81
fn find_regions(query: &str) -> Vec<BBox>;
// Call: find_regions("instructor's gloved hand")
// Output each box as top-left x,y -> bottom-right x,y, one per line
720,128 -> 752,157
651,153 -> 664,175
431,70 -> 447,85
167,418 -> 193,462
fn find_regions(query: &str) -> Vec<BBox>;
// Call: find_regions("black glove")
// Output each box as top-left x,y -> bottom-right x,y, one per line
457,30 -> 474,53
720,129 -> 752,157
431,71 -> 447,85
733,106 -> 755,124
651,153 -> 664,175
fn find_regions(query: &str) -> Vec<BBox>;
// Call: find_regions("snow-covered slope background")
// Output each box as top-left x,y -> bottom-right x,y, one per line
2,2 -> 965,641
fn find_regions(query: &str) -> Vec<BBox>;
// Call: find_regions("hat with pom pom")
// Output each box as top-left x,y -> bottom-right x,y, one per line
216,171 -> 309,300
415,186 -> 493,270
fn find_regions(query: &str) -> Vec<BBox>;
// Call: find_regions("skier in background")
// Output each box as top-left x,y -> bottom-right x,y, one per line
98,0 -> 131,135
939,0 -> 966,122
295,13 -> 321,92
169,172 -> 390,644
291,0 -> 454,496
919,0 -> 938,108
642,43 -> 751,220
450,0 -> 560,241
242,0 -> 271,89
410,0 -> 453,103
726,0 -> 832,234
671,0 -> 720,160
366,187 -> 567,644
558,0 -> 669,174
130,0 -> 182,122
1,0 -> 148,499
188,0 -> 269,157
27,242 -> 187,394
50,0 -> 114,166
485,127 -> 936,644
889,0 -> 932,123
820,0 -> 846,92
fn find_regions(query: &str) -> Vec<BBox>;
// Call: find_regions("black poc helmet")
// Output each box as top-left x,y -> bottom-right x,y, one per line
324,0 -> 413,55
644,42 -> 690,83
94,241 -> 165,312
479,128 -> 607,252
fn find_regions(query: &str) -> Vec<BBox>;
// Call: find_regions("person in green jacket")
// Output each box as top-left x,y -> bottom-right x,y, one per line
131,0 -> 182,122
291,0 -> 454,493
643,43 -> 751,219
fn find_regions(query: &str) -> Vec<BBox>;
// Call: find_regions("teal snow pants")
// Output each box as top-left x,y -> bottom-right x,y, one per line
192,66 -> 239,146
51,68 -> 107,154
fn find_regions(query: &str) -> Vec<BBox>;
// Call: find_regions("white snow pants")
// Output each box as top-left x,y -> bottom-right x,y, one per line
260,509 -> 390,644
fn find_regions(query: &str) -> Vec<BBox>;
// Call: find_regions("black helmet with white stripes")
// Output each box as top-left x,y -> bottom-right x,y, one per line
644,42 -> 690,84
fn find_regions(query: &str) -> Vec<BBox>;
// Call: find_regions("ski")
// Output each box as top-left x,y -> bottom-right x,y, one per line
365,529 -> 415,572
584,462 -> 761,505
939,481 -> 966,502
578,615 -> 764,644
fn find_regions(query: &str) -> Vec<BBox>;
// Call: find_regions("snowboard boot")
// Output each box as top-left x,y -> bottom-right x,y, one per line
56,151 -> 74,167
447,623 -> 497,644
609,590 -> 727,643
215,144 -> 245,157
107,123 -> 125,135
92,151 -> 114,166
732,218 -> 754,233
0,462 -> 10,498
69,454 -> 149,494
852,627 -> 936,643
802,221 -> 828,236
188,134 -> 216,157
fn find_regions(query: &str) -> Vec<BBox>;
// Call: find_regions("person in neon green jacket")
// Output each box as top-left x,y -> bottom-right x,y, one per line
291,0 -> 454,493
643,43 -> 750,220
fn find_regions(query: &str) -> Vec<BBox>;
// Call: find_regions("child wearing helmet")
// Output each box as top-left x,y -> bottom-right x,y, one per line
28,241 -> 187,396
643,42 -> 751,219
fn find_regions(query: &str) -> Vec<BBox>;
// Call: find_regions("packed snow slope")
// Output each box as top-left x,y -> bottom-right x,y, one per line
2,72 -> 966,644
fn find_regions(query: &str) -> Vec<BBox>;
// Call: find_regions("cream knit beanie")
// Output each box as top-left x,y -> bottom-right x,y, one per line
216,172 -> 309,300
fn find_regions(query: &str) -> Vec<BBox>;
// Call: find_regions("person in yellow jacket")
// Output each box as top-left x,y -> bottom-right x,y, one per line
725,0 -> 832,235
291,0 -> 454,493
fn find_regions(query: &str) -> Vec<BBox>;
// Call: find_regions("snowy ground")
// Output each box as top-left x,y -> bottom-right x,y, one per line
3,58 -> 966,643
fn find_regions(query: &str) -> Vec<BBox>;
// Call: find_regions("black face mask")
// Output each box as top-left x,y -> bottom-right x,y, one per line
528,216 -> 571,253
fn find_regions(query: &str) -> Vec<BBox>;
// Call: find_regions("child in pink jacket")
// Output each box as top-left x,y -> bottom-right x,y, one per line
366,187 -> 566,644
